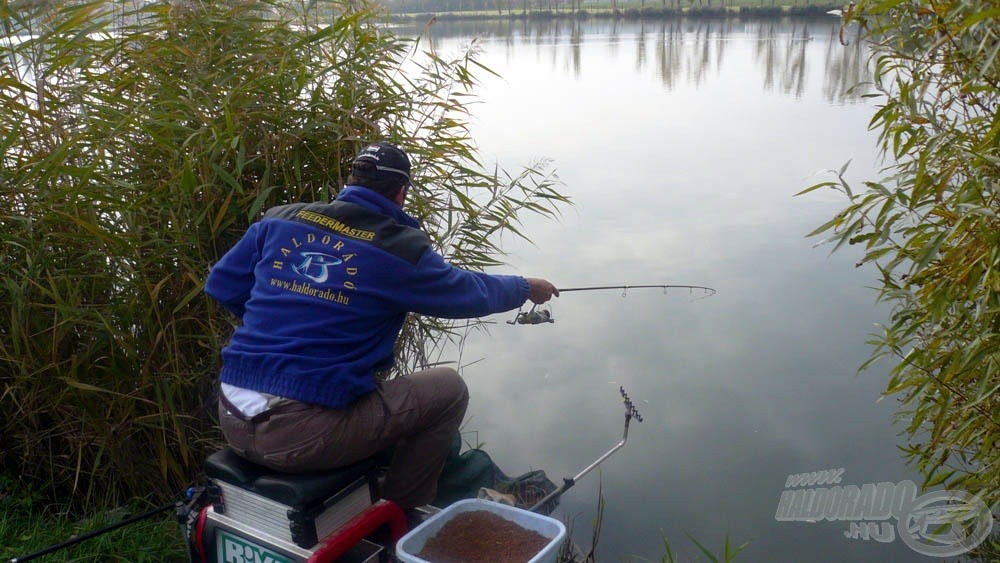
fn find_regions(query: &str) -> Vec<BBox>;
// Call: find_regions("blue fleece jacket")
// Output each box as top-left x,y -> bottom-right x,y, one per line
205,186 -> 530,409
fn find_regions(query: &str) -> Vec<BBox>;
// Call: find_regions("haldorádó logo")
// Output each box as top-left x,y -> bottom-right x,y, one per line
898,490 -> 992,557
775,469 -> 992,557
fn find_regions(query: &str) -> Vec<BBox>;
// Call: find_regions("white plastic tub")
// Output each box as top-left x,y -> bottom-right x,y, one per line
396,498 -> 567,563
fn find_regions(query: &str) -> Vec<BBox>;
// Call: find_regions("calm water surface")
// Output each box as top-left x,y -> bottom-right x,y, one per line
403,17 -> 930,562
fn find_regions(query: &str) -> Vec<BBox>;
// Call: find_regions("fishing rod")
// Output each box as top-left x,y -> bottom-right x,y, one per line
508,283 -> 717,325
10,502 -> 177,563
559,284 -> 717,295
9,485 -> 212,563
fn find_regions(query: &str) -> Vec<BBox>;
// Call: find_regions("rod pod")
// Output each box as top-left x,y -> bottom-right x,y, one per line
529,386 -> 644,513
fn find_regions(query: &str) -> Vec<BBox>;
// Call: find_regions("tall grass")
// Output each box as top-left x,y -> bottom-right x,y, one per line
0,0 -> 568,512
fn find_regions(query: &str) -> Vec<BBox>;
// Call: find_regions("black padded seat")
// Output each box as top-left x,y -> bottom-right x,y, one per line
205,448 -> 376,508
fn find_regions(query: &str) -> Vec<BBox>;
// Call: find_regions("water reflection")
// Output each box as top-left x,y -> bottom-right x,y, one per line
407,16 -> 873,103
753,20 -> 802,96
399,16 -> 935,563
822,23 -> 869,104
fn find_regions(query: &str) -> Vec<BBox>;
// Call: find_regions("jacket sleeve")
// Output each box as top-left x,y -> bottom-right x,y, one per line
390,248 -> 530,319
205,223 -> 264,319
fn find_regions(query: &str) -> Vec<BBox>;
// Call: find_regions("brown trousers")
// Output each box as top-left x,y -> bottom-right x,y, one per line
218,367 -> 469,510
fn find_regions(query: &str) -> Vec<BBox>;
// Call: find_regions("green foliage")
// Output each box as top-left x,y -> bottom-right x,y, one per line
799,0 -> 1000,506
0,0 -> 567,512
966,530 -> 1000,562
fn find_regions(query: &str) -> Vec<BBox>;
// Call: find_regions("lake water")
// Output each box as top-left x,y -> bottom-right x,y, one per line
400,16 -> 934,562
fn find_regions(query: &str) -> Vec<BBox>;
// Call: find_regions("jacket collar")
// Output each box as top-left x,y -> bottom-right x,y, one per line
337,186 -> 421,230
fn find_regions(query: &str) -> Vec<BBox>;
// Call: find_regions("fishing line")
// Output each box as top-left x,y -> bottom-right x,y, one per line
508,283 -> 717,325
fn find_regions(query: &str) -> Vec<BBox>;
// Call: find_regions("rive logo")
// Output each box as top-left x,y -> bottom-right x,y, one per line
218,530 -> 293,563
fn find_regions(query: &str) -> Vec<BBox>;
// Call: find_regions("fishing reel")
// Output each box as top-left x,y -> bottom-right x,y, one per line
507,303 -> 554,325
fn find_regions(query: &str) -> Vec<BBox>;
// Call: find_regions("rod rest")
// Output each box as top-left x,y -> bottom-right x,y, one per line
204,447 -> 377,508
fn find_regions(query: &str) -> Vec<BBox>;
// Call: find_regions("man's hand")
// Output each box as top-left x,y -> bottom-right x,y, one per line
527,278 -> 560,304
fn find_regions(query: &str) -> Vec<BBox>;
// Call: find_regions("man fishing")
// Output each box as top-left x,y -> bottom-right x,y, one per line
205,141 -> 559,515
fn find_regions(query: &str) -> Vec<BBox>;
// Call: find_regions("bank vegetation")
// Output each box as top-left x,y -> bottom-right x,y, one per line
802,0 -> 1000,550
0,0 -> 568,513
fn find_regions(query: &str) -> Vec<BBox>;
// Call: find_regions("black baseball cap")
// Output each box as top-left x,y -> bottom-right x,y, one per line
352,142 -> 411,185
